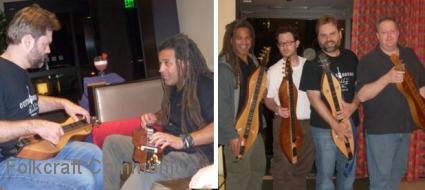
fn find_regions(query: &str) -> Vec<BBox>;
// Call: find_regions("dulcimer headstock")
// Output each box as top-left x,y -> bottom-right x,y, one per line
318,53 -> 332,73
283,57 -> 293,80
390,54 -> 406,71
257,46 -> 271,66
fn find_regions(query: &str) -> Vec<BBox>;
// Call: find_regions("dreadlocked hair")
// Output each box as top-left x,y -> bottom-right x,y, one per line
219,19 -> 255,87
158,33 -> 213,133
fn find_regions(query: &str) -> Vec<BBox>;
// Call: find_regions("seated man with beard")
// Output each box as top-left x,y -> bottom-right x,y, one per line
0,4 -> 103,190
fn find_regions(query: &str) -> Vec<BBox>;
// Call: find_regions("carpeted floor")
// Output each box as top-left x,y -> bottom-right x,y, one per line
261,178 -> 425,190
261,178 -> 369,190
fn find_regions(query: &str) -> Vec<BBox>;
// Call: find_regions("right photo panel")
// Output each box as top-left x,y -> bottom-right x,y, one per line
218,0 -> 425,190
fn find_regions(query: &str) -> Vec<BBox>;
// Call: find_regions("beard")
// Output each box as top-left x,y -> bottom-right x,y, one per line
27,46 -> 46,68
319,39 -> 341,53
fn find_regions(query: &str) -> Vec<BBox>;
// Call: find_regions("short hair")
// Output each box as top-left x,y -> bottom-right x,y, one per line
6,4 -> 61,45
316,15 -> 339,33
275,26 -> 299,41
375,17 -> 399,31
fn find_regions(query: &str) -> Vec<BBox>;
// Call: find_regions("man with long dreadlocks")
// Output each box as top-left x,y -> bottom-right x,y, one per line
218,19 -> 266,190
102,33 -> 213,190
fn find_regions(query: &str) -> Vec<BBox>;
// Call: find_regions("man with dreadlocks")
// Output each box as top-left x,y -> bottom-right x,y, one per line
218,19 -> 266,190
102,33 -> 213,190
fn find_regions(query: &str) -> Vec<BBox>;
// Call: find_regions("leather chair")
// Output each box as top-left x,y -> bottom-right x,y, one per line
92,78 -> 163,122
91,78 -> 192,190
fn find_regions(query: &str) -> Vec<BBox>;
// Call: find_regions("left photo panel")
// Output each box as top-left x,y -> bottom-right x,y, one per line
0,0 -> 215,189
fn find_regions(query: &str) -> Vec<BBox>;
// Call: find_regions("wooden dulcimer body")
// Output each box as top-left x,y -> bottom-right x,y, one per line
235,47 -> 270,159
16,118 -> 92,160
278,57 -> 302,164
390,55 -> 425,129
318,54 -> 354,159
133,123 -> 163,172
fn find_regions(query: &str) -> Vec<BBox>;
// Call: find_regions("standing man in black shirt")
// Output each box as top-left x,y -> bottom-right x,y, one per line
218,19 -> 266,190
356,17 -> 425,190
299,15 -> 360,190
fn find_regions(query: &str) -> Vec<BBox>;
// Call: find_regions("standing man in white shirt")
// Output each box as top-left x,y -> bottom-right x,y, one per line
265,26 -> 314,190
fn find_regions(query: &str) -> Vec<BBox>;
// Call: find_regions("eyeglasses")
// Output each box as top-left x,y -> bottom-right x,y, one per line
277,41 -> 296,48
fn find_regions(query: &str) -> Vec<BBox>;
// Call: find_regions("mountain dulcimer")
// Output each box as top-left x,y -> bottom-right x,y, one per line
16,118 -> 92,160
236,47 -> 271,160
390,54 -> 425,128
133,122 -> 163,172
278,57 -> 303,164
318,53 -> 354,159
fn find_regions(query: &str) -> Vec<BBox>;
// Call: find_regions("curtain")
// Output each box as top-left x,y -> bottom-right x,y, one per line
351,0 -> 425,181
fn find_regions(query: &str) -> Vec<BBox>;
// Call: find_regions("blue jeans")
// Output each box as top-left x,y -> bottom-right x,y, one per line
311,126 -> 356,190
0,141 -> 103,190
366,133 -> 410,190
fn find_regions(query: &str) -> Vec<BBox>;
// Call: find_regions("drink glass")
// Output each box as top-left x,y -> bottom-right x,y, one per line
94,56 -> 108,77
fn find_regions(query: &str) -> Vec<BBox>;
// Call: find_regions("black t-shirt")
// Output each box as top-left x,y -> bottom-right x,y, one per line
0,57 -> 39,161
237,57 -> 257,113
163,74 -> 214,163
299,49 -> 359,128
356,46 -> 425,134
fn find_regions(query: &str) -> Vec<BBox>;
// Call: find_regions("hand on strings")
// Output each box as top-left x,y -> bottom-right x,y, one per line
333,121 -> 352,140
63,100 -> 90,122
335,110 -> 345,121
150,132 -> 183,150
140,113 -> 157,130
31,119 -> 64,145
